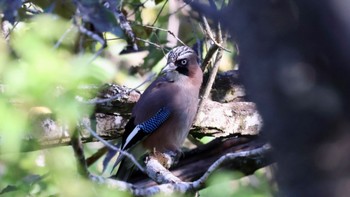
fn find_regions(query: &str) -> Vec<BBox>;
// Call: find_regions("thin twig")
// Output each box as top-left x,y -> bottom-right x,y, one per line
202,25 -> 223,101
4,21 -> 19,39
152,0 -> 169,26
192,144 -> 271,189
82,122 -> 145,173
152,32 -> 168,56
73,16 -> 107,63
88,45 -> 106,64
201,44 -> 219,71
104,37 -> 123,41
80,73 -> 155,105
135,37 -> 163,49
198,22 -> 209,55
130,73 -> 157,91
71,129 -> 91,177
54,25 -> 74,49
201,16 -> 230,52
73,14 -> 106,46
142,25 -> 187,46
76,24 -> 106,46
114,8 -> 138,51
80,90 -> 124,104
196,48 -> 223,122
195,21 -> 224,123
126,1 -> 149,18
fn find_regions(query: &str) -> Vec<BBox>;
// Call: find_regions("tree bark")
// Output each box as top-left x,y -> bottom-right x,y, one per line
20,71 -> 262,151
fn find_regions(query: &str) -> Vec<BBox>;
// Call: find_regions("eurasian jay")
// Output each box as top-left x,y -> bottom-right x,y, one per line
114,46 -> 203,180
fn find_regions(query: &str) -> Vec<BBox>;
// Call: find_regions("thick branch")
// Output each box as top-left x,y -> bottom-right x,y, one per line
70,119 -> 271,195
129,136 -> 271,186
16,71 -> 261,151
88,141 -> 271,196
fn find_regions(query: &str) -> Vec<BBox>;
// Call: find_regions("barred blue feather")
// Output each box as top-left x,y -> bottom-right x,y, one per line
139,107 -> 171,133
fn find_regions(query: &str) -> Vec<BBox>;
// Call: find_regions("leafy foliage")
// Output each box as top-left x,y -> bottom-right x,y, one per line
75,0 -> 124,38
0,11 -> 117,197
200,169 -> 273,197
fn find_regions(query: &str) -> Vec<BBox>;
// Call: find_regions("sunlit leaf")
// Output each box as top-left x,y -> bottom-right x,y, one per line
30,0 -> 76,19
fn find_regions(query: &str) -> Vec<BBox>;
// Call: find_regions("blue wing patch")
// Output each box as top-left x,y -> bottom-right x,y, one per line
113,107 -> 171,173
121,107 -> 171,151
139,107 -> 171,133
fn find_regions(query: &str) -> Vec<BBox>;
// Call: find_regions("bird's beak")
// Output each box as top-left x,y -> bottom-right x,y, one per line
161,62 -> 177,73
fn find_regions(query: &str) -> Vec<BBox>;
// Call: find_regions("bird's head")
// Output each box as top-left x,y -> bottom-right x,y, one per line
161,46 -> 201,78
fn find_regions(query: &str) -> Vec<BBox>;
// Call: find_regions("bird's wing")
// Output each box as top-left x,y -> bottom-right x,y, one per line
112,80 -> 175,173
121,106 -> 171,150
111,107 -> 171,174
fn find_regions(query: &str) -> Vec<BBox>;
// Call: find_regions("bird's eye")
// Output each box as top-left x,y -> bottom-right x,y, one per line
180,59 -> 187,66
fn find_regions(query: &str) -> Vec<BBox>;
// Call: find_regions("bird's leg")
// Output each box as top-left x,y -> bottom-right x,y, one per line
148,148 -> 181,169
144,148 -> 182,183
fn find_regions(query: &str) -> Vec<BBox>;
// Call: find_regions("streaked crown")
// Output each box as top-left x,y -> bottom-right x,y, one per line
167,46 -> 196,63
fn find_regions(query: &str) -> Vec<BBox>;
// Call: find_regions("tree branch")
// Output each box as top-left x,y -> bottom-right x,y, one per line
14,70 -> 260,151
87,142 -> 271,196
130,136 -> 270,186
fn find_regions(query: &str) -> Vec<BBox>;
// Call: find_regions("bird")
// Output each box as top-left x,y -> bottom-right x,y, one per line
114,46 -> 203,181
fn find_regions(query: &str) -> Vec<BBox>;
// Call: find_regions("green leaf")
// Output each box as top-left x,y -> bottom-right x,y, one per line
30,0 -> 76,19
76,0 -> 124,38
0,185 -> 17,195
155,0 -> 165,5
